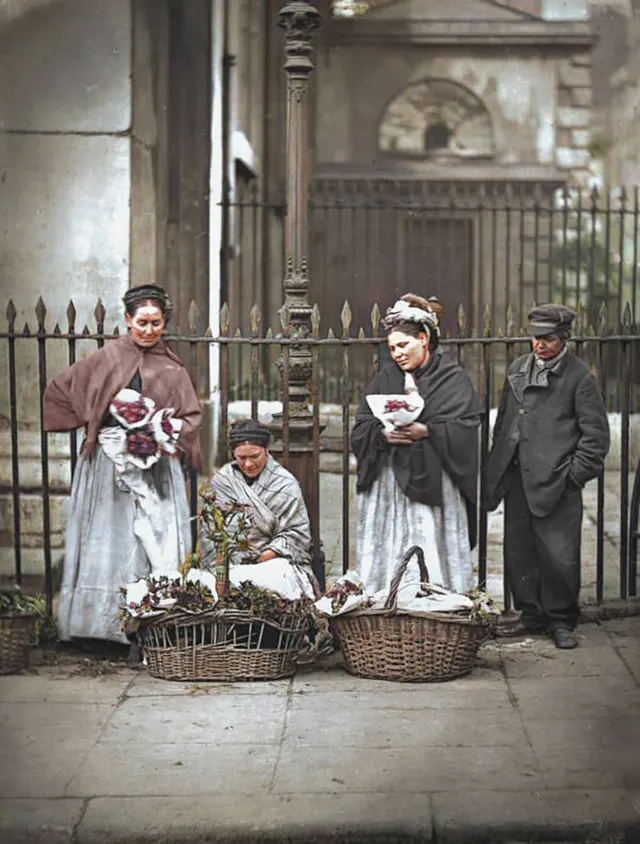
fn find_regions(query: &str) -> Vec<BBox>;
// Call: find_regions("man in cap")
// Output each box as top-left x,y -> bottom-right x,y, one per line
485,304 -> 610,648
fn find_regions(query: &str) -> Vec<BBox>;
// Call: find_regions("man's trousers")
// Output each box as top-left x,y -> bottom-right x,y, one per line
503,468 -> 582,630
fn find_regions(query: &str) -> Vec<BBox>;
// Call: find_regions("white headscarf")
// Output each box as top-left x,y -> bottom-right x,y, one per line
382,299 -> 440,338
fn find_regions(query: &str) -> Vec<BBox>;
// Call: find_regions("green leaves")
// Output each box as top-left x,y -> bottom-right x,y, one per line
198,487 -> 254,566
0,586 -> 45,618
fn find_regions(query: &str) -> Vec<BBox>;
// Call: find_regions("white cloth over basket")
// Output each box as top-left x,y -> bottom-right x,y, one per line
229,558 -> 316,601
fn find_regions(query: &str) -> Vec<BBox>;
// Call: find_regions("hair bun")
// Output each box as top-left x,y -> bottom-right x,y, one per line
123,285 -> 173,321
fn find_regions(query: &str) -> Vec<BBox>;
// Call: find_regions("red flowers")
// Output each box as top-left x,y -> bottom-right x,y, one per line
384,398 -> 411,413
126,428 -> 158,458
112,397 -> 149,425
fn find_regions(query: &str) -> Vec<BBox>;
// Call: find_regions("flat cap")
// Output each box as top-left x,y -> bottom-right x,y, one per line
527,303 -> 575,337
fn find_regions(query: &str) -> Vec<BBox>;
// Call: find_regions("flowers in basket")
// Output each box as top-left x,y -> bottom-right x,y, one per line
314,572 -> 370,617
315,570 -> 499,624
120,568 -> 219,632
120,569 -> 312,636
121,485 -> 314,634
107,388 -> 182,469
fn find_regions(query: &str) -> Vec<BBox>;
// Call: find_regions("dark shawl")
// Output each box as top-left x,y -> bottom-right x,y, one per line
43,333 -> 202,470
351,349 -> 483,546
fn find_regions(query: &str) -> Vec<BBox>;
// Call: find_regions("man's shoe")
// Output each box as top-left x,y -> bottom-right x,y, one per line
497,615 -> 546,637
551,627 -> 578,649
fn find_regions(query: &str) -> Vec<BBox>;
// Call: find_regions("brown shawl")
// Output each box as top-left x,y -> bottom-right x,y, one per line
43,334 -> 202,470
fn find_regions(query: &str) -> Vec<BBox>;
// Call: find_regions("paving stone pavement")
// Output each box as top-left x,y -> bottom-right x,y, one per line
319,470 -> 637,607
0,617 -> 639,843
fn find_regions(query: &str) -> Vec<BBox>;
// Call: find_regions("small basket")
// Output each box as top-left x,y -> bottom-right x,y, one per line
332,547 -> 494,683
138,606 -> 308,682
0,613 -> 39,675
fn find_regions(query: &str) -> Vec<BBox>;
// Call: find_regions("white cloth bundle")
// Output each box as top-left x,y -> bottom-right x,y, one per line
229,558 -> 315,601
366,374 -> 424,430
316,567 -> 487,618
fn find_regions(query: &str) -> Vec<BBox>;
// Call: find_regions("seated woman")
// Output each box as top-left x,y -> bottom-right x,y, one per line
351,293 -> 483,599
201,419 -> 319,598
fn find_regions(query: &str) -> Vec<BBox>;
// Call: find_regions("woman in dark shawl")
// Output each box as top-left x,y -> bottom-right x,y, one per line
351,293 -> 482,598
43,284 -> 202,645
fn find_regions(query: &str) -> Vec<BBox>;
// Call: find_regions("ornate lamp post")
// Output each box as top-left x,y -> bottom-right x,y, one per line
276,0 -> 323,583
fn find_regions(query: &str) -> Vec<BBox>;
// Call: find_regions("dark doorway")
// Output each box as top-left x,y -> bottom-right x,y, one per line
403,216 -> 474,337
425,122 -> 451,152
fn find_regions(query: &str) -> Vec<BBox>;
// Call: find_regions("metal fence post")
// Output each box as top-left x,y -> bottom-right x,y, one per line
276,1 -> 324,588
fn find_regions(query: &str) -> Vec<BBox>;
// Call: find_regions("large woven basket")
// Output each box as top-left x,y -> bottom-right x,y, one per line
332,547 -> 494,683
0,613 -> 38,675
138,606 -> 308,682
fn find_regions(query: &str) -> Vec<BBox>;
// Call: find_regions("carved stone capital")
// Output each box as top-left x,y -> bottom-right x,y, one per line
278,1 -> 321,74
278,1 -> 321,40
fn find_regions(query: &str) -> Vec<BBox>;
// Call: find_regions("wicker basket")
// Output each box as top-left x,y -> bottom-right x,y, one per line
138,606 -> 308,682
0,613 -> 38,675
332,546 -> 494,683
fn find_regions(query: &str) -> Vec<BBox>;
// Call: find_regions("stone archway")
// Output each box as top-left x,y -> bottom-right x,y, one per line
378,78 -> 494,158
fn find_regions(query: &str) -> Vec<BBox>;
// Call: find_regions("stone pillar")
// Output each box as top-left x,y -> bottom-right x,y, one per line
556,50 -> 593,186
275,1 -> 323,585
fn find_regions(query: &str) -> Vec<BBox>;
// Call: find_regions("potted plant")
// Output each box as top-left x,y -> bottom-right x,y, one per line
0,585 -> 45,674
197,487 -> 253,596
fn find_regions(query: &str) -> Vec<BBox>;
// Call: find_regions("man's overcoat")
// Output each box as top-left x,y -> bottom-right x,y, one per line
485,352 -> 610,518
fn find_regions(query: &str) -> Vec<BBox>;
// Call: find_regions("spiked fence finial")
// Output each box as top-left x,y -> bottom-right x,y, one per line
340,300 -> 352,338
35,297 -> 47,329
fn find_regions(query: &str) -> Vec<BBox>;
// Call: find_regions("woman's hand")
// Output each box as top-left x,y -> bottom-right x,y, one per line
383,422 -> 428,445
256,549 -> 278,562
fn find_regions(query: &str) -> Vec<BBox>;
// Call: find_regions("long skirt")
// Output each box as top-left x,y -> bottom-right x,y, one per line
356,460 -> 473,602
57,447 -> 191,643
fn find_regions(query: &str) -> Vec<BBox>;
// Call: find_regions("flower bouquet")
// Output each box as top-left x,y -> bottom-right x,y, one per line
110,388 -> 155,429
366,393 -> 425,430
106,389 -> 182,470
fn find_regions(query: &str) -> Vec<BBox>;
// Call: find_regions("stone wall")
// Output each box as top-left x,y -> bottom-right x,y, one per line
607,65 -> 640,186
315,50 -> 561,172
0,0 -> 133,577
315,7 -> 595,186
555,50 -> 593,184
0,0 -> 132,428
604,3 -> 640,186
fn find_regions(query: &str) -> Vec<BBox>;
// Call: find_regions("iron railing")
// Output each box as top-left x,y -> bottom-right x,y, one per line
1,297 -> 639,622
223,181 -> 640,344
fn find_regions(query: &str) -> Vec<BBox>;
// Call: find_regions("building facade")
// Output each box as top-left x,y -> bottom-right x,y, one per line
307,0 -> 596,335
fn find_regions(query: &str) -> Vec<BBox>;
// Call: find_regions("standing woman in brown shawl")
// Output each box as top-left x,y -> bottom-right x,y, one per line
351,293 -> 482,601
44,284 -> 202,645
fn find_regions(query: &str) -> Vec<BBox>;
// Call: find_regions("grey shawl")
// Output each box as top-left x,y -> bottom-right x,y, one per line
201,455 -> 312,566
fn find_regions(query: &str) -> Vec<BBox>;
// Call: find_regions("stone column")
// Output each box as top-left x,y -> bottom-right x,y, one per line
276,1 -> 323,585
